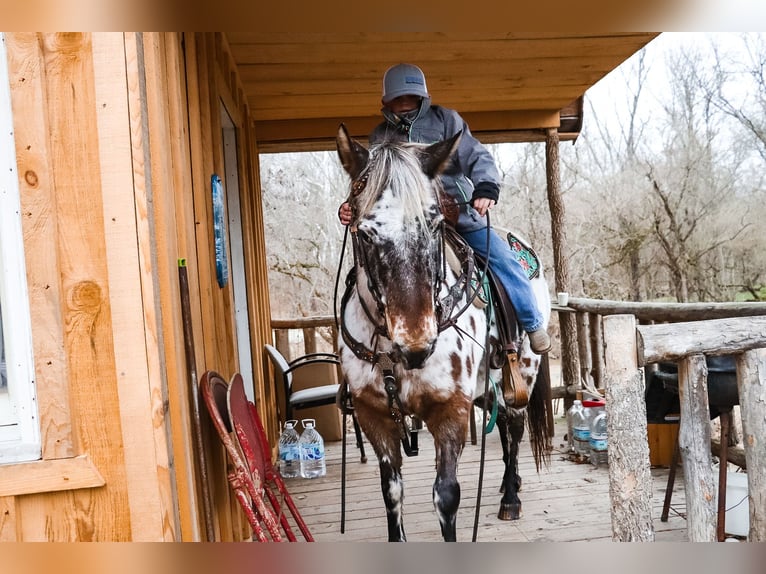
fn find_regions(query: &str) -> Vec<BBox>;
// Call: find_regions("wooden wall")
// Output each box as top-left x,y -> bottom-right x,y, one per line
0,32 -> 274,541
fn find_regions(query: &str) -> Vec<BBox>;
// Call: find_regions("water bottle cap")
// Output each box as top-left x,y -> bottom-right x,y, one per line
582,399 -> 605,408
284,419 -> 298,429
573,400 -> 582,405
302,418 -> 315,428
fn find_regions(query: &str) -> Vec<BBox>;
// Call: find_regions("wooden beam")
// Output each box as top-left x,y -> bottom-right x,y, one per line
254,109 -> 564,151
636,316 -> 766,365
568,297 -> 766,321
0,455 -> 104,497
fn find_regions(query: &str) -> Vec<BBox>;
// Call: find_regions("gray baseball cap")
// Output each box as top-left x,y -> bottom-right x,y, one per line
382,63 -> 429,103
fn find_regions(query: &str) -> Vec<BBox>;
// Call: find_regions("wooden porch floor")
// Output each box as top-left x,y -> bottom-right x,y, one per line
284,413 -> 690,542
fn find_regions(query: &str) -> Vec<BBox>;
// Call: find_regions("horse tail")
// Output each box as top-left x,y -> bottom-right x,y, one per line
526,353 -> 552,472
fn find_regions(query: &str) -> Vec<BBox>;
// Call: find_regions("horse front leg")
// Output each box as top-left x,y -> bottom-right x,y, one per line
354,401 -> 407,541
428,411 -> 468,541
498,408 -> 525,520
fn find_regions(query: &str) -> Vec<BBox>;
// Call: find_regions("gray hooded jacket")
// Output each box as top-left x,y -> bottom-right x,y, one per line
369,97 -> 501,232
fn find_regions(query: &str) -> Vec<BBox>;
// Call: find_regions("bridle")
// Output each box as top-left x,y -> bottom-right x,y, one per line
339,172 -> 483,366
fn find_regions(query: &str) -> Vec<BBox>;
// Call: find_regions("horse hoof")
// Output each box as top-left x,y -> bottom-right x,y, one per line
498,478 -> 520,494
497,502 -> 521,521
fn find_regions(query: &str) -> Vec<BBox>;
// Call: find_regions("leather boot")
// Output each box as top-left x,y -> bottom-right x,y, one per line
528,329 -> 551,354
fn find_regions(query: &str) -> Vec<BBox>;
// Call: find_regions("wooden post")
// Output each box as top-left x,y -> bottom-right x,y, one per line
302,327 -> 317,355
677,353 -> 717,542
589,312 -> 604,388
575,311 -> 592,388
602,314 -> 654,541
736,348 -> 766,541
275,329 -> 290,361
545,128 -> 579,392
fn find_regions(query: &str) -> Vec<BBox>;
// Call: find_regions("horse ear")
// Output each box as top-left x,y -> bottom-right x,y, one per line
336,123 -> 369,180
420,130 -> 462,178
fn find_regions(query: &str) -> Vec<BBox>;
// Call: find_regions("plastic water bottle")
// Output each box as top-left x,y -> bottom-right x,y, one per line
572,402 -> 591,458
589,410 -> 608,468
299,419 -> 326,478
277,420 -> 301,478
566,400 -> 584,454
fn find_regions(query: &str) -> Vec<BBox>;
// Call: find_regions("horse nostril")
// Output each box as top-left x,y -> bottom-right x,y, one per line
395,341 -> 435,370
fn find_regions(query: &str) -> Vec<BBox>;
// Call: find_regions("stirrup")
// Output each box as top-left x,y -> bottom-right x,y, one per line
502,351 -> 529,408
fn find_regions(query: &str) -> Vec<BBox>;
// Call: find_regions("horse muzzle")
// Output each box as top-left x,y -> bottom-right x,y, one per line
391,340 -> 436,370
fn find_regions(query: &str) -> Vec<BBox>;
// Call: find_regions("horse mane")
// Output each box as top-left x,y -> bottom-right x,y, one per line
354,141 -> 435,231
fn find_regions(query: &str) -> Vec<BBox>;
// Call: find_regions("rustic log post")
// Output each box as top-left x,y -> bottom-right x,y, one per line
589,312 -> 604,388
275,329 -> 290,361
576,311 -> 592,388
735,348 -> 766,541
302,327 -> 317,354
677,353 -> 717,542
545,127 -> 579,393
602,314 -> 654,541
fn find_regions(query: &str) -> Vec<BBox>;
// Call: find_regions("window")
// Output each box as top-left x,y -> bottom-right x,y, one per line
0,33 -> 41,463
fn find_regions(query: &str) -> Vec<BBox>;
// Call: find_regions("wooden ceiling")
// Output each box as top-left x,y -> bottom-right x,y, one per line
225,32 -> 659,152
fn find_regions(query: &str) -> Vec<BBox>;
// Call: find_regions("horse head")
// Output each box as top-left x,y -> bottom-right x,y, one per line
337,124 -> 461,369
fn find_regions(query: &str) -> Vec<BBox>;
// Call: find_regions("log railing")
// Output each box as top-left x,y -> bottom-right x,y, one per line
270,316 -> 338,361
603,314 -> 766,542
559,298 -> 766,394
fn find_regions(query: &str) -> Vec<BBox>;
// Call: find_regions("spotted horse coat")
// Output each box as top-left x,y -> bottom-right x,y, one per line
335,124 -> 551,542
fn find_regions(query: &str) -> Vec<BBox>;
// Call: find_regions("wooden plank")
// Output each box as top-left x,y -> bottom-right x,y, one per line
0,454 -> 104,497
254,109 -> 562,149
637,316 -> 766,365
247,89 -> 590,122
204,33 -> 238,378
285,416 -> 686,542
142,31 -> 210,542
240,63 -> 631,97
90,31 -> 173,542
36,31 -> 131,540
736,348 -> 766,541
158,32 -> 205,543
589,312 -> 604,389
187,32 -> 236,541
0,497 -> 15,541
226,32 -> 650,47
6,32 -> 74,459
677,354 -> 716,542
602,314 -> 654,541
227,35 -> 653,65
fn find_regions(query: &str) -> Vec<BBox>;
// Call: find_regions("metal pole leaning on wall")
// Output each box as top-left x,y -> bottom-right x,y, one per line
602,314 -> 655,541
179,259 -> 216,541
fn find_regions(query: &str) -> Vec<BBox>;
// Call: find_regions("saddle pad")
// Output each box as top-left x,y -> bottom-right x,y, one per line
505,230 -> 540,280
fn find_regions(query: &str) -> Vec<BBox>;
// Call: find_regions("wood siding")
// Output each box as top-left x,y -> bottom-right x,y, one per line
0,32 -> 273,541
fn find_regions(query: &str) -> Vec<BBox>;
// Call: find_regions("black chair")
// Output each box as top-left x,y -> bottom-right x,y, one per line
648,355 -> 740,541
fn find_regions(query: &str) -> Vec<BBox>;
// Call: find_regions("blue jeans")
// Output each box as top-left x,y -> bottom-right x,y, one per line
461,226 -> 544,332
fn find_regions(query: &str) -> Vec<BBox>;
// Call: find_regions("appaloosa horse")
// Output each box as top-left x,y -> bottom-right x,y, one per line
336,124 -> 551,541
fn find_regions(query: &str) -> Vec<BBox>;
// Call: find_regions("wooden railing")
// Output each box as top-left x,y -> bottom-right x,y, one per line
603,313 -> 766,541
270,316 -> 337,361
558,298 -> 766,393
